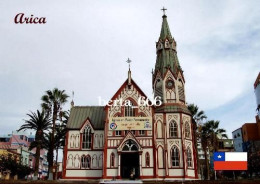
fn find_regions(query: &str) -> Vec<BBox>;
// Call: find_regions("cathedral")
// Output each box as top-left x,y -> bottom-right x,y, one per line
62,12 -> 198,181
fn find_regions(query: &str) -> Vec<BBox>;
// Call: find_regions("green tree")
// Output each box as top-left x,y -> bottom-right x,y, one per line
201,120 -> 228,180
0,154 -> 34,179
41,88 -> 69,180
188,104 -> 207,125
18,110 -> 51,180
188,103 -> 207,179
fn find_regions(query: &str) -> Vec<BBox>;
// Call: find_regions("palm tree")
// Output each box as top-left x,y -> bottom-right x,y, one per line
201,120 -> 228,180
188,104 -> 207,125
54,111 -> 69,179
41,88 -> 69,180
18,110 -> 51,180
188,104 -> 207,179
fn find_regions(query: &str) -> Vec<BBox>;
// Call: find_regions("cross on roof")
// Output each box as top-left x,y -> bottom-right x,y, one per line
161,7 -> 167,15
126,58 -> 132,69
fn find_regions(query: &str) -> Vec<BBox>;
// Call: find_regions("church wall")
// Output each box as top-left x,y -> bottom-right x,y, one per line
106,168 -> 118,177
66,169 -> 102,178
187,169 -> 195,177
141,148 -> 153,167
142,168 -> 154,176
65,150 -> 103,169
68,130 -> 80,149
158,169 -> 166,176
106,148 -> 118,168
93,131 -> 104,149
168,168 -> 184,176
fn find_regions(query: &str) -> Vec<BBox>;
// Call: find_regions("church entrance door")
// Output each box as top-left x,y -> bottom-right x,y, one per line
121,152 -> 139,179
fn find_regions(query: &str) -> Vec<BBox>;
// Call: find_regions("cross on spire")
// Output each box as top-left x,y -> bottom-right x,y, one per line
126,58 -> 132,70
161,7 -> 167,16
126,58 -> 132,86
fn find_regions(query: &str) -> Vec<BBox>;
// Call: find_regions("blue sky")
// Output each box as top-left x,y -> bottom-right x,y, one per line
0,0 -> 259,138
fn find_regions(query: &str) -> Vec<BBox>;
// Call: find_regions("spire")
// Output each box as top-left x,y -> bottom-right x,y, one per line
160,7 -> 173,41
126,58 -> 132,85
154,8 -> 181,80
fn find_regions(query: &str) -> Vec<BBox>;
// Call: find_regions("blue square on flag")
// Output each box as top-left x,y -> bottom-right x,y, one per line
214,152 -> 225,161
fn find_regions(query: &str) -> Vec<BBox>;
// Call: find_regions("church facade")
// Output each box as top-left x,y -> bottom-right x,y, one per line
62,13 -> 198,181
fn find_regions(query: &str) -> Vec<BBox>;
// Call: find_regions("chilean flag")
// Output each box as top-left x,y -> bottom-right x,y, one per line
214,152 -> 247,170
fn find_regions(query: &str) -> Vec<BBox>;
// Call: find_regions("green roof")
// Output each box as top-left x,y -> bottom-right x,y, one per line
155,15 -> 182,78
160,15 -> 173,41
67,106 -> 105,130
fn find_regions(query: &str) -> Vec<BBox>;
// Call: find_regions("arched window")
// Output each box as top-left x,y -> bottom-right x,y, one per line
98,154 -> 103,168
178,79 -> 185,101
110,153 -> 115,167
100,134 -> 103,148
86,155 -> 91,169
124,100 -> 135,117
82,126 -> 92,149
171,146 -> 179,167
145,152 -> 150,167
70,134 -> 74,148
92,154 -> 97,168
185,122 -> 190,138
187,148 -> 192,168
81,155 -> 86,168
169,121 -> 178,138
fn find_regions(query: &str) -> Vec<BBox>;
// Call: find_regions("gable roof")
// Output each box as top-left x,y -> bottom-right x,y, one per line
105,78 -> 153,110
67,106 -> 105,130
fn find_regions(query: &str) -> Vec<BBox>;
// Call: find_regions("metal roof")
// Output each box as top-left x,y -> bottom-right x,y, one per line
67,106 -> 105,130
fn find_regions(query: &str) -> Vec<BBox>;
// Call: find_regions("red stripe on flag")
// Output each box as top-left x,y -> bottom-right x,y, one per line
214,161 -> 247,170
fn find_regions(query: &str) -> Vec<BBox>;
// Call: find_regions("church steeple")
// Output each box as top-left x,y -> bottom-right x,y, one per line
153,9 -> 186,105
154,12 -> 181,81
159,14 -> 173,41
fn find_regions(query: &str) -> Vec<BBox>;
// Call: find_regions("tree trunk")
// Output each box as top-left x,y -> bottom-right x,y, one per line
55,147 -> 58,180
48,105 -> 57,180
34,140 -> 41,180
202,143 -> 209,180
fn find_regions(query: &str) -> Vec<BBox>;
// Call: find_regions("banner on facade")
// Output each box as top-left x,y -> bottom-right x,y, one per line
108,117 -> 152,130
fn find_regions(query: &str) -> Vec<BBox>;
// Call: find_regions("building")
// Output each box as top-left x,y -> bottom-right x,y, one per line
63,12 -> 198,181
255,72 -> 260,117
196,138 -> 209,180
232,128 -> 243,152
232,72 -> 260,153
0,131 -> 49,179
217,139 -> 234,152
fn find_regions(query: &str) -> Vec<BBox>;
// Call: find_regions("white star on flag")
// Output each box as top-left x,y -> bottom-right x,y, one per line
218,155 -> 222,159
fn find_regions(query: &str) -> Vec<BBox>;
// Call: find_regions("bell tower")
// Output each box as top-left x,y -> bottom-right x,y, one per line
153,9 -> 186,106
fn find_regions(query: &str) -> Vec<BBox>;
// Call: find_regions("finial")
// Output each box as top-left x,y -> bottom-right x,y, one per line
71,91 -> 74,108
126,58 -> 132,70
126,58 -> 132,86
161,7 -> 167,16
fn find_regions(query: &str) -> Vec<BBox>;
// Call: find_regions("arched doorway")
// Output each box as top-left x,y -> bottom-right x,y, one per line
120,139 -> 140,179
